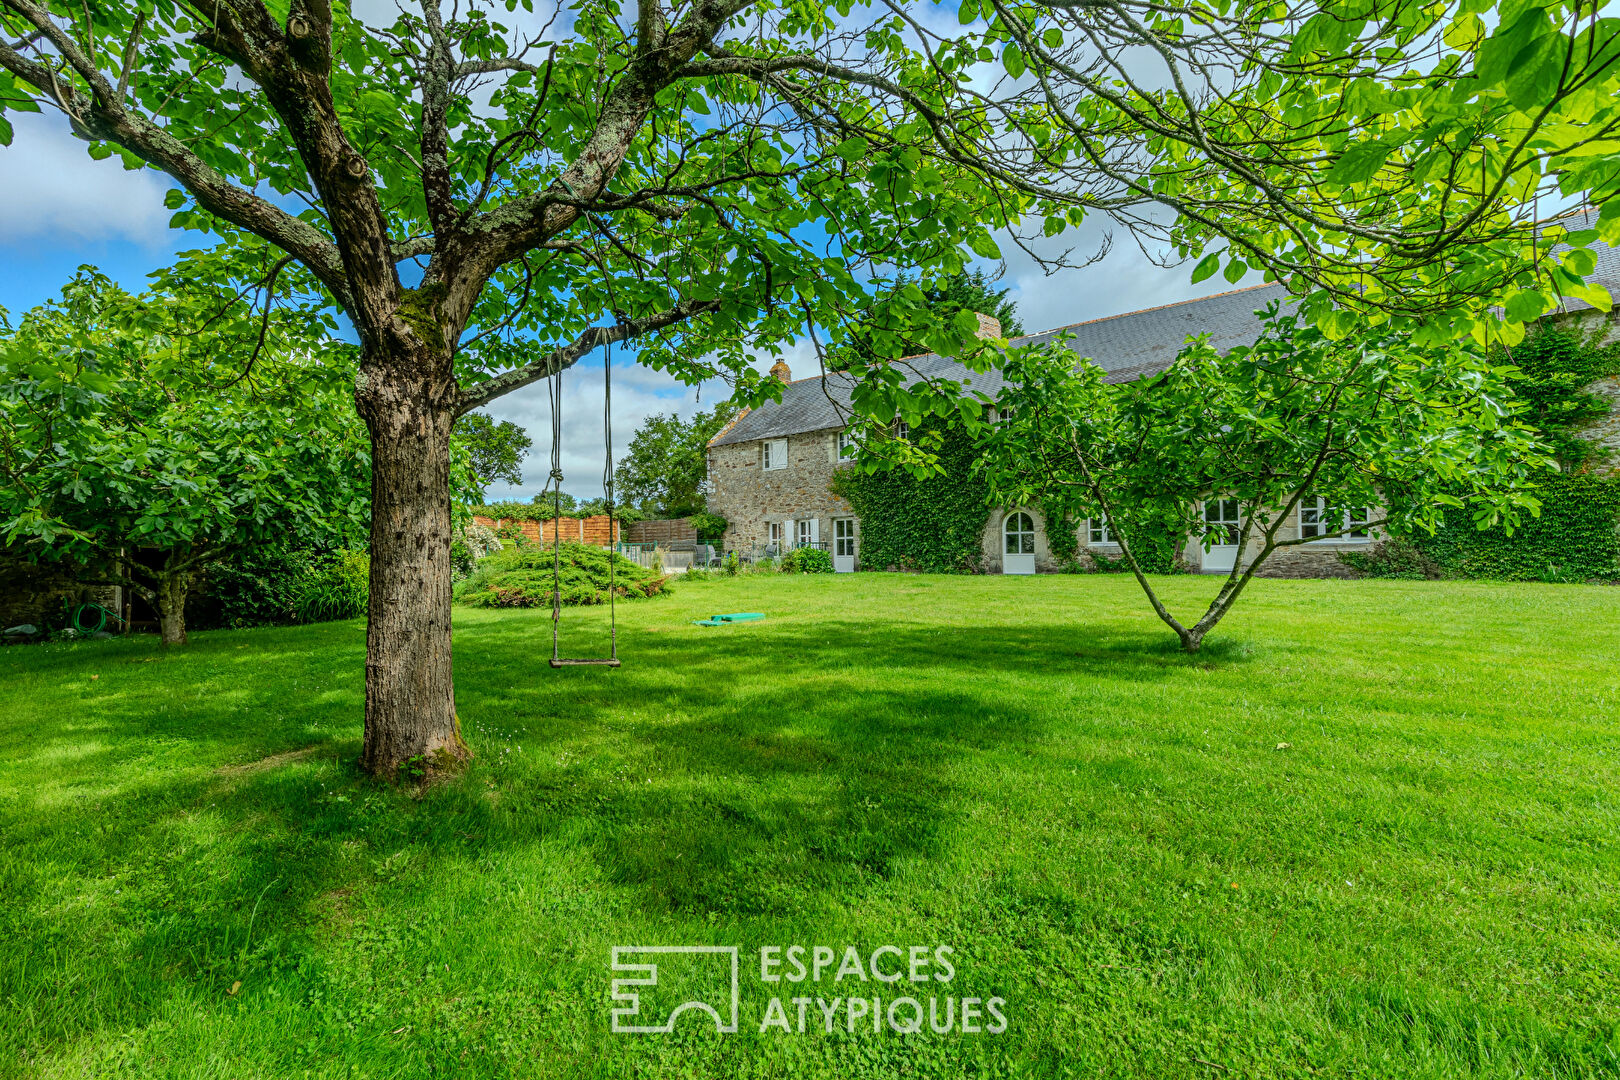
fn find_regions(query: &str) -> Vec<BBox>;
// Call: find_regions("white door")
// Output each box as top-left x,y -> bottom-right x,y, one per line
1002,512 -> 1036,574
1202,499 -> 1242,573
833,518 -> 857,573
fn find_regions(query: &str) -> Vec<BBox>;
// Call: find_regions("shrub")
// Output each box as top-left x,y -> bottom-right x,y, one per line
455,541 -> 670,608
1338,537 -> 1446,580
688,511 -> 728,540
782,547 -> 834,574
451,523 -> 502,580
195,542 -> 320,629
494,521 -> 529,547
293,550 -> 370,623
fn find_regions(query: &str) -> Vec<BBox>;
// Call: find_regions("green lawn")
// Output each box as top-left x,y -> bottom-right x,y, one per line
2,573 -> 1618,1078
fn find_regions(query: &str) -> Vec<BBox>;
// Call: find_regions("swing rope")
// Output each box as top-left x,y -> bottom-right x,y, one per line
545,329 -> 623,668
547,172 -> 624,668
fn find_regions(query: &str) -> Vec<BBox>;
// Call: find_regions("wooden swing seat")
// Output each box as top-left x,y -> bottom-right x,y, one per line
549,657 -> 622,668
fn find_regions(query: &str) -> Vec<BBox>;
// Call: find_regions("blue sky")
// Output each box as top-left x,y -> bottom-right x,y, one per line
0,111 -> 1253,504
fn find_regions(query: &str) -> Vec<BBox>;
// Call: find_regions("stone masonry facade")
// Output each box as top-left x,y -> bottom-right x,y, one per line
705,425 -> 860,556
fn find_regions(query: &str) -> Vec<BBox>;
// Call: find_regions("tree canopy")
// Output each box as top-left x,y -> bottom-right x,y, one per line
0,269 -> 372,644
820,269 -> 1026,370
454,411 -> 532,498
615,402 -> 739,517
976,308 -> 1551,651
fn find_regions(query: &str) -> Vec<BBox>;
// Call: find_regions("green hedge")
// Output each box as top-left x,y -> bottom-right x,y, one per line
1347,474 -> 1620,582
782,547 -> 834,573
1347,324 -> 1620,584
828,426 -> 991,573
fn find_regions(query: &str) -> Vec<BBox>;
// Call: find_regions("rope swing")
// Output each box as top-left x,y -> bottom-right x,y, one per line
545,334 -> 620,669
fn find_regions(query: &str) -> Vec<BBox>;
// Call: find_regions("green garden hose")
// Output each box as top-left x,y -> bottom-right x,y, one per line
70,603 -> 122,634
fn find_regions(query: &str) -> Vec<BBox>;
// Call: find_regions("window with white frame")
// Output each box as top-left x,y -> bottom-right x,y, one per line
1004,511 -> 1035,555
762,438 -> 788,470
985,404 -> 1014,425
1299,495 -> 1372,541
796,519 -> 813,548
837,429 -> 859,461
1088,516 -> 1111,544
893,420 -> 909,441
768,522 -> 783,551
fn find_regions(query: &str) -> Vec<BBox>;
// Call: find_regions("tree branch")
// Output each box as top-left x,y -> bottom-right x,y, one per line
0,0 -> 350,302
455,297 -> 717,413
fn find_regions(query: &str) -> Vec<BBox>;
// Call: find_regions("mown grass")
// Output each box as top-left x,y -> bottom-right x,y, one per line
1,573 -> 1617,1079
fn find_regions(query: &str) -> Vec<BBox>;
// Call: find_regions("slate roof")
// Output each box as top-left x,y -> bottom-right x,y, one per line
711,209 -> 1619,448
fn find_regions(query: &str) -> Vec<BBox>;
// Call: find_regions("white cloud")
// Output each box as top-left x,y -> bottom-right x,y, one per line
0,113 -> 173,245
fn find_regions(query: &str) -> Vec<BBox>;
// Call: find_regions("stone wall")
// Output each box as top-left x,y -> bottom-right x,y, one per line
0,551 -> 121,631
1577,374 -> 1620,469
705,428 -> 860,553
1,551 -> 79,630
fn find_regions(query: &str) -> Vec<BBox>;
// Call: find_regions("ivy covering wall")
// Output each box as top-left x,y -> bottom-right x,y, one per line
1349,323 -> 1620,583
829,426 -> 993,573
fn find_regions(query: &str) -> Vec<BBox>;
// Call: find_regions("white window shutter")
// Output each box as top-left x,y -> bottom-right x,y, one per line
810,518 -> 820,543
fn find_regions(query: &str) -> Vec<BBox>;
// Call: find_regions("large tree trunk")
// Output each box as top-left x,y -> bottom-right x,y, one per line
155,570 -> 188,647
355,351 -> 469,778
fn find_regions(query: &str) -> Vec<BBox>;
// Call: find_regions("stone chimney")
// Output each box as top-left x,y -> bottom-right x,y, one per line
971,311 -> 1003,340
769,358 -> 792,383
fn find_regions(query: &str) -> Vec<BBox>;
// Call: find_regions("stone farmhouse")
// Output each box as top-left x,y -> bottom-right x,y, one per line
706,215 -> 1620,576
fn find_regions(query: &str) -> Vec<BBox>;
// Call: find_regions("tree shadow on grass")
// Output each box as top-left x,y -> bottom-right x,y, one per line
0,609 -> 1250,1063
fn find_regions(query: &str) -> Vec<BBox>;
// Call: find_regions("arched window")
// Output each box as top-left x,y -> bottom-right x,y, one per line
1004,512 -> 1035,555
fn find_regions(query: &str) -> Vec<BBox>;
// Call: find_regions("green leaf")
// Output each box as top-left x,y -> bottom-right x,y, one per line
1190,253 -> 1221,284
966,232 -> 1002,259
1326,139 -> 1396,186
833,136 -> 869,162
1503,289 -> 1547,322
958,0 -> 980,24
163,188 -> 187,211
1003,45 -> 1026,79
1223,259 -> 1248,284
1504,32 -> 1566,111
1443,12 -> 1485,50
0,115 -> 11,147
1562,247 -> 1597,277
1475,7 -> 1548,86
1042,27 -> 1064,49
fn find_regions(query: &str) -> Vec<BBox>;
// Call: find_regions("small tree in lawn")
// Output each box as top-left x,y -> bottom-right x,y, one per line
978,307 -> 1552,652
0,271 -> 371,645
616,402 -> 738,517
